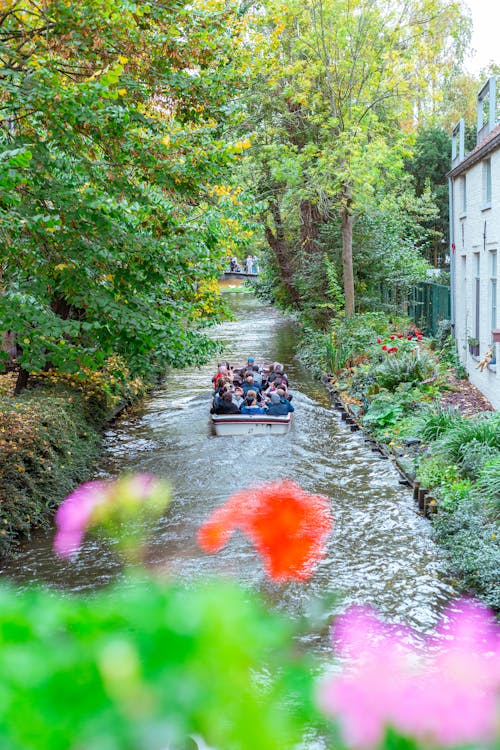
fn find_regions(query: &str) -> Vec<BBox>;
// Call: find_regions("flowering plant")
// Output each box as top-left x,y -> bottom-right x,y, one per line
1,474 -> 496,750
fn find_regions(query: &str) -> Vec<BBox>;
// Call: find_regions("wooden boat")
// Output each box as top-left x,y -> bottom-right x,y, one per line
211,412 -> 292,436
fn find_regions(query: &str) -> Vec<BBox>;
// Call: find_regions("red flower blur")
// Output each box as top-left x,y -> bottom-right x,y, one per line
381,345 -> 388,351
390,335 -> 395,340
396,333 -> 403,339
198,480 -> 333,581
376,337 -> 382,344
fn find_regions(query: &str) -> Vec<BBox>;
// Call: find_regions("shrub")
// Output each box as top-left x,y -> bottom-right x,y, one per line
475,456 -> 500,511
418,405 -> 464,441
434,319 -> 452,350
436,413 -> 500,464
0,386 -> 101,556
372,353 -> 432,392
433,495 -> 500,609
416,455 -> 461,490
459,441 -> 500,481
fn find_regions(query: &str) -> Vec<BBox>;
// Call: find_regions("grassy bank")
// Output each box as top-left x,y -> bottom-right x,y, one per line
297,314 -> 499,610
0,358 -> 147,557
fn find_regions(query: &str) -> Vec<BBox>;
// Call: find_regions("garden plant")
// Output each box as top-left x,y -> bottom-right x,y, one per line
0,474 -> 498,749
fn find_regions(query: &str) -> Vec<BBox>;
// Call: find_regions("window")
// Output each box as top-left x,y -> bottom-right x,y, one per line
474,252 -> 480,341
483,158 -> 492,206
459,175 -> 466,214
491,250 -> 497,343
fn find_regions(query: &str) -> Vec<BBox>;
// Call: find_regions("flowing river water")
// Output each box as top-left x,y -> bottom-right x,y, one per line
0,291 -> 456,650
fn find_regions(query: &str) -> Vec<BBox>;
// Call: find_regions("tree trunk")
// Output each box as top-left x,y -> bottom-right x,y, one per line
341,189 -> 355,317
300,199 -> 323,255
14,367 -> 29,395
265,195 -> 302,307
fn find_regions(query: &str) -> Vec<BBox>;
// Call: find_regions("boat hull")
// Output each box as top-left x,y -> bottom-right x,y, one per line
211,413 -> 292,436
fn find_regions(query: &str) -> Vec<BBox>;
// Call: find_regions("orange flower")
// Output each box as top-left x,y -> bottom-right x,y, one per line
198,480 -> 333,581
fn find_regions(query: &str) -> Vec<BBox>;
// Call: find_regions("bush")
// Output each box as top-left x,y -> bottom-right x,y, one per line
0,385 -> 101,556
459,441 -> 500,481
418,405 -> 464,441
372,353 -> 433,392
433,496 -> 500,609
436,412 -> 500,464
416,455 -> 461,490
475,456 -> 500,511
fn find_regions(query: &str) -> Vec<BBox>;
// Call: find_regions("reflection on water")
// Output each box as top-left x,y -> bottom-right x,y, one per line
0,294 -> 455,645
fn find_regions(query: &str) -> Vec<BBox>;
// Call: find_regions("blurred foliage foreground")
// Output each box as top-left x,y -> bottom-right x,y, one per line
0,475 -> 498,750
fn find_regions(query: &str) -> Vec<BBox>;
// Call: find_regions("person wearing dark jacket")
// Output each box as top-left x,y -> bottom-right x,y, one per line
211,391 -> 240,415
266,391 -> 294,416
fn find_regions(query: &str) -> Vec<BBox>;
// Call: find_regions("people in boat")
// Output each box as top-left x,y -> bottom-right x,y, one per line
242,372 -> 262,396
213,364 -> 233,389
212,391 -> 240,415
240,395 -> 267,415
267,362 -> 288,387
231,385 -> 245,409
251,364 -> 263,388
266,389 -> 294,416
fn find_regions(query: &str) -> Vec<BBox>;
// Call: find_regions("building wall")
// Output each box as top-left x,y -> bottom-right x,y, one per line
452,150 -> 500,409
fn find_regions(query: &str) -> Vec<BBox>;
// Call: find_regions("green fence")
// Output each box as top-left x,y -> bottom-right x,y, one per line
407,282 -> 451,336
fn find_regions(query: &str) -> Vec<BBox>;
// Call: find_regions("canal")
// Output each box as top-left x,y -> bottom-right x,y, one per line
0,292 -> 455,648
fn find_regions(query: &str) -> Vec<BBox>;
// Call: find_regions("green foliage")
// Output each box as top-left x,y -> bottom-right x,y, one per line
362,393 -> 406,432
330,312 -> 395,372
296,329 -> 331,379
436,413 -> 500,464
418,405 -> 464,441
404,127 -> 451,266
434,319 -> 452,350
458,441 -> 500,481
372,353 -> 433,392
0,384 -> 101,555
433,496 -> 500,610
322,255 -> 345,318
0,0 -> 249,386
0,578 -> 316,750
416,455 -> 461,490
475,456 -> 500,510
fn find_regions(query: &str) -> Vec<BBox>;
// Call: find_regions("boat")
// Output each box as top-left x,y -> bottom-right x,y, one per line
221,271 -> 258,280
211,412 -> 292,436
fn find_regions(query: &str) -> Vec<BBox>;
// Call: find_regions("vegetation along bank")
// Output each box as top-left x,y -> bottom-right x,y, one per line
295,314 -> 499,610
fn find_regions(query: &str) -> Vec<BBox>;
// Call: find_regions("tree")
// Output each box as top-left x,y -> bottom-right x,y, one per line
0,0 -> 250,392
244,0 -> 471,314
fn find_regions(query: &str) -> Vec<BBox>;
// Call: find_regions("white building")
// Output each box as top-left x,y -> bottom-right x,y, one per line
449,76 -> 500,410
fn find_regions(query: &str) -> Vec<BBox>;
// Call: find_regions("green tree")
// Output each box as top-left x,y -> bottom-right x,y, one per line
244,0 -> 471,315
0,0 -> 250,392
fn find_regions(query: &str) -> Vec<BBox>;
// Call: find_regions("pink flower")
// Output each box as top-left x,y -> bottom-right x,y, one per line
317,600 -> 500,748
318,607 -> 415,747
54,481 -> 108,557
54,474 -> 170,558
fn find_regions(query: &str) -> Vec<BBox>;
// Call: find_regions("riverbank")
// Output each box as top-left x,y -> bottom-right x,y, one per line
297,315 -> 499,610
0,359 -> 148,557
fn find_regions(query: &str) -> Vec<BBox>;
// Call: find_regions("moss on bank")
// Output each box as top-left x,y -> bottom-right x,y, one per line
0,361 -> 148,558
